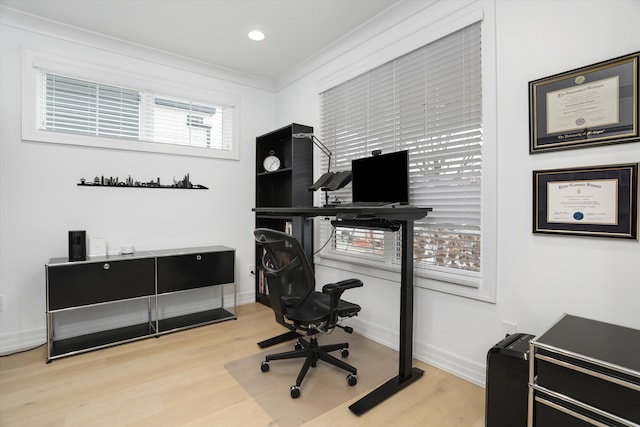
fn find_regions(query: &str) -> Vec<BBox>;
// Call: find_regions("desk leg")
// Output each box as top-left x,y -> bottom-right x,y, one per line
292,216 -> 313,262
349,220 -> 423,415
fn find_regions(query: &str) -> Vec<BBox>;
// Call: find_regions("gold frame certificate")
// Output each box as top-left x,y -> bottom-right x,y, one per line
533,164 -> 638,239
546,76 -> 619,135
529,52 -> 639,153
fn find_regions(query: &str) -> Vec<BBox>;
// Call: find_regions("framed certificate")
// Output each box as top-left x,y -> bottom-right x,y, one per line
533,163 -> 638,239
529,52 -> 639,153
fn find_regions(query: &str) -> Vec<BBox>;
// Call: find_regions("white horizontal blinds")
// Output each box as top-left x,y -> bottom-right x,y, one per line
151,96 -> 221,148
221,105 -> 234,151
41,73 -> 140,139
369,61 -> 398,153
320,73 -> 386,260
38,70 -> 232,151
414,23 -> 482,274
360,62 -> 398,259
334,227 -> 385,257
320,21 -> 482,277
321,74 -> 367,204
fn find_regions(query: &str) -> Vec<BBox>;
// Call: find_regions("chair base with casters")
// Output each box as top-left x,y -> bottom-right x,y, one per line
254,228 -> 363,399
257,330 -> 302,349
261,330 -> 358,398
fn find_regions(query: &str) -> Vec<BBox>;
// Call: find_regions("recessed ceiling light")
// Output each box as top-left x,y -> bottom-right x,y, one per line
248,30 -> 265,41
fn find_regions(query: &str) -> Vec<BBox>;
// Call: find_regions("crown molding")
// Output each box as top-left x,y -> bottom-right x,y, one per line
275,0 -> 439,91
0,5 -> 276,92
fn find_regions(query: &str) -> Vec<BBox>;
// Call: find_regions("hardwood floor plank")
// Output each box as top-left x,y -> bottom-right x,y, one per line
0,303 -> 485,426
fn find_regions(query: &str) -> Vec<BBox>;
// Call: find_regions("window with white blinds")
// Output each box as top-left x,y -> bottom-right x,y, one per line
36,71 -> 234,154
42,74 -> 140,139
319,22 -> 482,284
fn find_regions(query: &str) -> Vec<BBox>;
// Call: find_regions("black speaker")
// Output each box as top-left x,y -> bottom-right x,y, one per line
68,230 -> 86,261
485,333 -> 535,427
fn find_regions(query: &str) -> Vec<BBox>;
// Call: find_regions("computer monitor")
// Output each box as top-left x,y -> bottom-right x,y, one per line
351,150 -> 409,204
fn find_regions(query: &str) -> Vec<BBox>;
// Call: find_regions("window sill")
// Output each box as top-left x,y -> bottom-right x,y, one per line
22,129 -> 239,160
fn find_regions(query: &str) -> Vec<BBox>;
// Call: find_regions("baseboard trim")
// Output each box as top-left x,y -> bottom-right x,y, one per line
1,294 -> 254,355
413,340 -> 486,387
0,327 -> 46,356
237,290 -> 256,306
2,301 -> 487,389
346,316 -> 486,388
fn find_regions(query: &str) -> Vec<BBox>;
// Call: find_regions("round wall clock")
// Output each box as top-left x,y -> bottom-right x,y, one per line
263,150 -> 281,172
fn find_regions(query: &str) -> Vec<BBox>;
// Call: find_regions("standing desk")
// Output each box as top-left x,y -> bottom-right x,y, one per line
253,205 -> 432,415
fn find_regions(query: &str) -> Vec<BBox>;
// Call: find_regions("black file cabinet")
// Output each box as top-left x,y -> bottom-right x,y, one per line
528,314 -> 640,426
486,333 -> 535,427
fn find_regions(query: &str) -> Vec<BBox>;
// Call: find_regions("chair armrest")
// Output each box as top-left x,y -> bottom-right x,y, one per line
322,278 -> 362,294
321,278 -> 363,331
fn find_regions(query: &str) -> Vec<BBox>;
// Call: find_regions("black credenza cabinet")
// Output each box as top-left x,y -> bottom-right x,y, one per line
46,246 -> 235,362
156,250 -> 234,293
48,258 -> 156,310
528,314 -> 640,426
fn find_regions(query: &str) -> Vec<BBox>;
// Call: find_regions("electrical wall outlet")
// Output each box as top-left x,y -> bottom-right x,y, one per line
501,320 -> 517,337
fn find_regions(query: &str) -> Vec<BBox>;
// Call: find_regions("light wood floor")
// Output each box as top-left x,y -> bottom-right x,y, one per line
0,303 -> 485,426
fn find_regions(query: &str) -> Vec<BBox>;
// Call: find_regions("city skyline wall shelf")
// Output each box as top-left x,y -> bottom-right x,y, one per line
77,173 -> 208,190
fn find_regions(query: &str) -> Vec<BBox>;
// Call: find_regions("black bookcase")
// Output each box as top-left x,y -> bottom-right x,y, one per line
255,123 -> 314,306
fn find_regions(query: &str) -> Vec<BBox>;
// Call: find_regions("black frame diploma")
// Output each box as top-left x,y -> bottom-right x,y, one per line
529,52 -> 639,153
533,163 -> 638,239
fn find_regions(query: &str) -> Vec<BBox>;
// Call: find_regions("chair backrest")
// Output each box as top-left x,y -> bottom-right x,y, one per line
254,228 -> 316,326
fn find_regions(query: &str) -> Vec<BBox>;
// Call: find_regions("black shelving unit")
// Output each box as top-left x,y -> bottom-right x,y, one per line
50,323 -> 156,357
255,123 -> 314,306
157,308 -> 235,332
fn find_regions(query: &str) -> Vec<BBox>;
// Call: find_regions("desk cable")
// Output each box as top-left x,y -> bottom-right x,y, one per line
314,226 -> 336,255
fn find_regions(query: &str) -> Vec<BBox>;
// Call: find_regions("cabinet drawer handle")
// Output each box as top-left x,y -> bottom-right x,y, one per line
196,255 -> 202,261
103,263 -> 110,270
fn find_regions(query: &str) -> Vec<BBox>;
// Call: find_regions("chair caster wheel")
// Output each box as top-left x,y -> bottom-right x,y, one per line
341,348 -> 349,358
347,374 -> 357,386
261,361 -> 270,372
290,385 -> 301,398
294,342 -> 302,350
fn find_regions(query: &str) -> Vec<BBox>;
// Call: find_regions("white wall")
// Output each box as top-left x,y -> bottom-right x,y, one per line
0,10 -> 277,352
494,0 -> 640,336
277,0 -> 640,386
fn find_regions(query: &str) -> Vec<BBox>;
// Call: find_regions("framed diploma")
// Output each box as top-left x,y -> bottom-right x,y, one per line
533,163 -> 638,239
529,52 -> 639,153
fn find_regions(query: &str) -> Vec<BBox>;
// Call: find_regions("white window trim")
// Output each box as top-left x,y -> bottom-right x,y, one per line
313,0 -> 497,303
22,49 -> 240,160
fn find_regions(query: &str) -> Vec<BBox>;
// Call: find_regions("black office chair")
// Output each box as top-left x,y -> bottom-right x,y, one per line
254,228 -> 363,398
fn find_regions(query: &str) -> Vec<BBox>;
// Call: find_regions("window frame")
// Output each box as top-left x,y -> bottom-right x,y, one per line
313,1 -> 497,303
22,50 -> 240,160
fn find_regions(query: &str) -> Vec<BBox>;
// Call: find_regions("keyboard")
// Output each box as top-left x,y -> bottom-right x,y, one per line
338,201 -> 400,207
